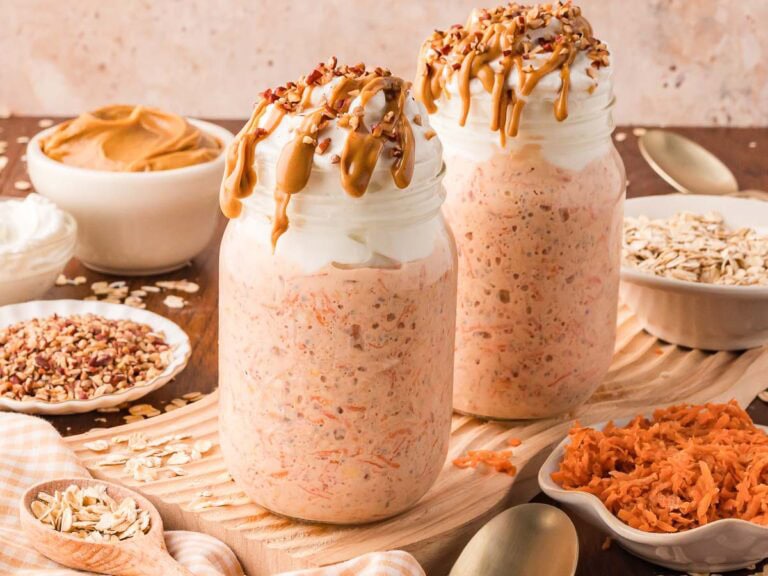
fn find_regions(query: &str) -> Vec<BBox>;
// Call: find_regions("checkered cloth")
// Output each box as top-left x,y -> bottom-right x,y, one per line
0,412 -> 425,576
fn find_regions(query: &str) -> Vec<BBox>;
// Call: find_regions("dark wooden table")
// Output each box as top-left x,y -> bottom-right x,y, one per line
2,116 -> 766,575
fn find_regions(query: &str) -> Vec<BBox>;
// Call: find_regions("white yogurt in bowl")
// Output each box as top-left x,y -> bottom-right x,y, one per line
0,194 -> 77,305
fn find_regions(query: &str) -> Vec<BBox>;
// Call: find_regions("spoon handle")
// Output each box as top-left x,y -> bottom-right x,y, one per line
120,541 -> 197,576
728,189 -> 768,201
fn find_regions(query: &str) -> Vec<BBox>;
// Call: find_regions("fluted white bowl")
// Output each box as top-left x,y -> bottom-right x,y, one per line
539,419 -> 768,573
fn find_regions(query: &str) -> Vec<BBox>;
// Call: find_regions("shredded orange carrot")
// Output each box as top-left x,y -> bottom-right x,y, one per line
454,449 -> 517,476
507,437 -> 522,447
552,401 -> 768,533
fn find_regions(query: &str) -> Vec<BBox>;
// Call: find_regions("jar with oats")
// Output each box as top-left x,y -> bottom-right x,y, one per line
218,60 -> 457,524
415,3 -> 625,420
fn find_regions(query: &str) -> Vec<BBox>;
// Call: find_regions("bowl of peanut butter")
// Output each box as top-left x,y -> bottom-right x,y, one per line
27,104 -> 233,275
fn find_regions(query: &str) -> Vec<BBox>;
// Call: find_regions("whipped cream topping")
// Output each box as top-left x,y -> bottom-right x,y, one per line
416,2 -> 614,169
220,60 -> 444,249
0,194 -> 74,255
221,60 -> 447,272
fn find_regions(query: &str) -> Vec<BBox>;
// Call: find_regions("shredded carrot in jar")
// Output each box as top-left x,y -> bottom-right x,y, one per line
552,401 -> 768,533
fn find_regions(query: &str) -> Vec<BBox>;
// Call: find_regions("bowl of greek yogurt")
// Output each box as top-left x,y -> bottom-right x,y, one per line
0,194 -> 77,306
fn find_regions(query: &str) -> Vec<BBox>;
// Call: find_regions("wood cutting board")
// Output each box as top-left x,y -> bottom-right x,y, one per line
66,305 -> 768,575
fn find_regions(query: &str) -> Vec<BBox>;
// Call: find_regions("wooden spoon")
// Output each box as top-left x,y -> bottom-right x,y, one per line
20,477 -> 194,576
449,503 -> 578,576
638,129 -> 768,201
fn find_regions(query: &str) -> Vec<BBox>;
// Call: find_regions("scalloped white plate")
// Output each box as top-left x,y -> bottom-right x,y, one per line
0,299 -> 191,415
539,418 -> 768,573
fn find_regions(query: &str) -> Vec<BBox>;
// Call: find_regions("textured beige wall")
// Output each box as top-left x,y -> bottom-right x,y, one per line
2,0 -> 767,126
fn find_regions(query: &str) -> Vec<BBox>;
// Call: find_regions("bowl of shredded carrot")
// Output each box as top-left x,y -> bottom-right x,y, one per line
539,401 -> 768,573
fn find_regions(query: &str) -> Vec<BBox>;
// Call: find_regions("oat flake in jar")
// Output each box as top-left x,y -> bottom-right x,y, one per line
415,3 -> 625,420
218,60 -> 457,524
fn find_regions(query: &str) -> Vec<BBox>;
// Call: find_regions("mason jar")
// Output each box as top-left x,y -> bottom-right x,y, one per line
426,60 -> 625,420
218,105 -> 457,523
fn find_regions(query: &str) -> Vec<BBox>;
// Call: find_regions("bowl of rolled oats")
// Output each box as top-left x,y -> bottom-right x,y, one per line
0,299 -> 191,414
621,194 -> 768,350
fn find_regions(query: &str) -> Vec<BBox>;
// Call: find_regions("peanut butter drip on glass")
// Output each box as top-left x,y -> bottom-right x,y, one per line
39,105 -> 223,172
415,2 -> 609,145
219,60 -> 416,249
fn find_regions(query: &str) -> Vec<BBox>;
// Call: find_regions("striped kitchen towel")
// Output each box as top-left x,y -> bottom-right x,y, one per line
277,551 -> 426,576
0,412 -> 425,576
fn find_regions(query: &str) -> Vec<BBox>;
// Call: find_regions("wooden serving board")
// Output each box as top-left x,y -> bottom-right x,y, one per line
66,305 -> 768,576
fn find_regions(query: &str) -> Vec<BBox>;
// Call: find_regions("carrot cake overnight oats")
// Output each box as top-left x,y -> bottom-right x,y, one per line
218,60 -> 457,524
416,2 -> 625,419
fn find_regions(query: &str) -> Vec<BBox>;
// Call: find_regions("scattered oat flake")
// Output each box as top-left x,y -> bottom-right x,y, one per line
97,407 -> 121,414
0,156 -> 8,172
194,440 -> 212,454
123,415 -> 145,424
632,127 -> 647,137
156,280 -> 199,294
84,440 -> 110,452
141,285 -> 161,293
38,119 -> 54,128
128,404 -> 161,418
182,391 -> 204,401
14,180 -> 31,191
16,136 -> 29,144
94,417 -> 107,424
614,132 -> 627,142
601,536 -> 612,551
749,141 -> 757,149
163,295 -> 186,309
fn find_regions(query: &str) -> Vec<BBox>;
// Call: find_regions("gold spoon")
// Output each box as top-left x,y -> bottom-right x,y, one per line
638,129 -> 768,200
449,503 -> 578,576
20,477 -> 194,576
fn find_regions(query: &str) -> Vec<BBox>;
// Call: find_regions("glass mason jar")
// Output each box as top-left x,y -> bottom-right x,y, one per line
430,82 -> 625,420
218,155 -> 457,523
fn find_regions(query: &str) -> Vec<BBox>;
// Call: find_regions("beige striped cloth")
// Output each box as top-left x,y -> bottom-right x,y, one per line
0,412 -> 425,576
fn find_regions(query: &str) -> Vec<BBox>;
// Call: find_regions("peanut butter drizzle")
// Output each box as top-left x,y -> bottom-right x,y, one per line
415,2 -> 609,146
220,61 -> 416,249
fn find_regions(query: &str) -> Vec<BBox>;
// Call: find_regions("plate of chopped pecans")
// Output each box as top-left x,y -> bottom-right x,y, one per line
0,299 -> 191,415
621,194 -> 768,350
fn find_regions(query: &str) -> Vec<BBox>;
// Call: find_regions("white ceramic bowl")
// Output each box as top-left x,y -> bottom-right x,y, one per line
621,194 -> 768,350
0,299 -> 191,415
539,420 -> 768,573
27,119 -> 234,276
0,198 -> 77,306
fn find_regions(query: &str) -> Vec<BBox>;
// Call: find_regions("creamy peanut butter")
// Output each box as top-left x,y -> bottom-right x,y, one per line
39,105 -> 223,172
